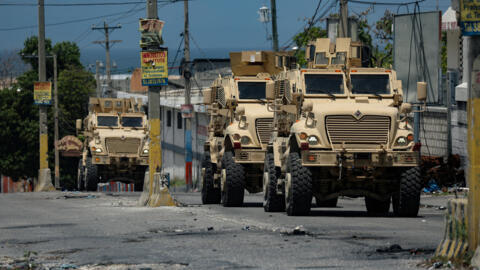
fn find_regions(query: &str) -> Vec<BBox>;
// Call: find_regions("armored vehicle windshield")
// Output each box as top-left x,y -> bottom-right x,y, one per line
238,81 -> 266,99
121,116 -> 143,127
304,74 -> 344,95
351,74 -> 390,95
98,116 -> 118,127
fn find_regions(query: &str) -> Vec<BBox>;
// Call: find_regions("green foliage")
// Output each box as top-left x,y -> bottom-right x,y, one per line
0,71 -> 39,180
18,36 -> 82,80
293,26 -> 327,67
1,37 -> 94,188
371,10 -> 394,68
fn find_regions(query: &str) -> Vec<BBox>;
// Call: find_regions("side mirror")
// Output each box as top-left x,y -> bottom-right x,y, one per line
266,82 -> 275,100
417,82 -> 427,102
76,119 -> 82,131
203,89 -> 212,104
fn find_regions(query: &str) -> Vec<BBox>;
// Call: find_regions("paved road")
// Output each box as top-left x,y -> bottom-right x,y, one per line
0,191 -> 456,269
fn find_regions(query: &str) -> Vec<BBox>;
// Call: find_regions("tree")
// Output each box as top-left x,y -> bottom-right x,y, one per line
0,37 -> 94,188
371,10 -> 394,68
0,70 -> 39,180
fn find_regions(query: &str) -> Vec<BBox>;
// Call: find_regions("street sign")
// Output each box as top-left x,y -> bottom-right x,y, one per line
460,0 -> 480,36
34,81 -> 52,105
140,50 -> 168,86
181,104 -> 193,118
139,19 -> 165,48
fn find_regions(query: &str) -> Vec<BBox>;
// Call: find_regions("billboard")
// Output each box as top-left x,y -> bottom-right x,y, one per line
460,0 -> 480,36
34,81 -> 52,105
140,50 -> 168,86
394,11 -> 441,104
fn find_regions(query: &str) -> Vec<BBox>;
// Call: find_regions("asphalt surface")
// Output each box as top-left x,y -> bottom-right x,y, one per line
0,191 -> 459,270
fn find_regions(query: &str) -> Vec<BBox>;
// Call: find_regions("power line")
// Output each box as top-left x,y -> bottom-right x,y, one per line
0,7 -> 145,31
347,0 -> 425,6
0,0 -> 185,6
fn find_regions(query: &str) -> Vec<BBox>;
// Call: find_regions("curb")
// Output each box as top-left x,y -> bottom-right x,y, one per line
435,198 -> 469,259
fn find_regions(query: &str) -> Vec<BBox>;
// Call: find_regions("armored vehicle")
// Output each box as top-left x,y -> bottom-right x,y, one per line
76,97 -> 149,191
201,51 -> 295,206
264,38 -> 426,216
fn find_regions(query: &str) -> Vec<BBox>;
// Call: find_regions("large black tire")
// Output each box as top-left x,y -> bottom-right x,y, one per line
263,153 -> 285,212
365,196 -> 390,216
77,159 -> 85,191
392,167 -> 422,217
285,152 -> 312,216
221,152 -> 245,207
201,153 -> 221,204
85,157 -> 98,191
316,197 -> 338,208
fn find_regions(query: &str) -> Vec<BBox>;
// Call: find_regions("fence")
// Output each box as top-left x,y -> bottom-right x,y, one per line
1,175 -> 33,193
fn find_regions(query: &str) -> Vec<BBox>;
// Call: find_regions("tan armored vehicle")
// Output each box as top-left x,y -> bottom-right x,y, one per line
264,38 -> 425,216
76,98 -> 149,191
201,51 -> 295,206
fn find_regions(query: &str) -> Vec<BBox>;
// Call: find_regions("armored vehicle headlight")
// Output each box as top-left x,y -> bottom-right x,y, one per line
143,149 -> 149,154
307,136 -> 319,145
95,148 -> 103,153
396,136 -> 408,146
240,136 -> 251,145
299,132 -> 308,140
233,134 -> 241,141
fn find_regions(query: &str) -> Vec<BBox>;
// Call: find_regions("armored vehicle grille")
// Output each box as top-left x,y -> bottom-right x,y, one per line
325,115 -> 390,145
256,118 -> 274,145
106,138 -> 140,154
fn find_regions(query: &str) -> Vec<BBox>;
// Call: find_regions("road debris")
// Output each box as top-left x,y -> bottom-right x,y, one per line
376,244 -> 404,253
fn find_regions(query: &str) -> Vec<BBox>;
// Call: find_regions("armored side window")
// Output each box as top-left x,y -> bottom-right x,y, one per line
315,53 -> 328,65
331,52 -> 346,65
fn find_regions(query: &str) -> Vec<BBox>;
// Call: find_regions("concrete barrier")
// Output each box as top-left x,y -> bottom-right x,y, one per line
435,198 -> 469,259
138,171 -> 177,207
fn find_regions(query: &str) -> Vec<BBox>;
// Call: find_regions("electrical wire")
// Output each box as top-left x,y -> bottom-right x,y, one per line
348,0 -> 425,6
0,0 -> 186,6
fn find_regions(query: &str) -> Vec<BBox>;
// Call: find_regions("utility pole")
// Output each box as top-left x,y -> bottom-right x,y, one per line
339,0 -> 349,38
53,54 -> 59,189
35,0 -> 54,192
92,22 -> 122,98
95,61 -> 101,97
183,0 -> 193,191
270,0 -> 279,51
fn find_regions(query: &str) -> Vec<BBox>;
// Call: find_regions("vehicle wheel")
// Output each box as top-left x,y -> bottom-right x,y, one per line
85,156 -> 98,191
392,167 -> 422,217
263,153 -> 285,212
285,152 -> 312,216
221,152 -> 245,207
365,196 -> 390,216
77,159 -> 85,191
201,153 -> 221,204
316,197 -> 338,208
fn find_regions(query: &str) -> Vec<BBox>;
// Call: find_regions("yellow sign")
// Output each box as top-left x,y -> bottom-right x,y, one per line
460,0 -> 480,35
141,50 -> 168,86
34,81 -> 52,105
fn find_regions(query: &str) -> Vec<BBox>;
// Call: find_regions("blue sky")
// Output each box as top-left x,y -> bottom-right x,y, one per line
0,0 -> 449,63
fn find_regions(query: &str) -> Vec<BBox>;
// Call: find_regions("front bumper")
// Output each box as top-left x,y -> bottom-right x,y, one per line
234,149 -> 266,164
301,150 -> 419,167
92,155 -> 149,166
